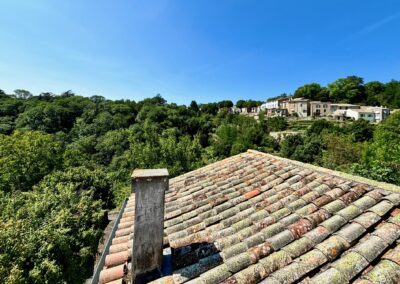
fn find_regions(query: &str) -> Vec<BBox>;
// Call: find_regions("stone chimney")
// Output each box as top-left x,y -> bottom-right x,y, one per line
131,169 -> 169,283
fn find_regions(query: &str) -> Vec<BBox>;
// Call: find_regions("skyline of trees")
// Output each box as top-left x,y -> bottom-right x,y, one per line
2,75 -> 400,109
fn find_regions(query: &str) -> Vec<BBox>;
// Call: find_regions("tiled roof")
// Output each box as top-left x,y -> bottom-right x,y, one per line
98,150 -> 400,284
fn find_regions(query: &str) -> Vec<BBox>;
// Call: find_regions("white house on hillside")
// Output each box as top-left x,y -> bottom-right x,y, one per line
346,107 -> 376,122
369,106 -> 390,122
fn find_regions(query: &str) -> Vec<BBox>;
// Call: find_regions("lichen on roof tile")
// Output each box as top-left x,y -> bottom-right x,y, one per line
351,235 -> 387,262
335,223 -> 366,243
332,251 -> 369,281
372,222 -> 400,244
315,235 -> 350,260
368,200 -> 394,216
361,259 -> 400,284
309,267 -> 347,284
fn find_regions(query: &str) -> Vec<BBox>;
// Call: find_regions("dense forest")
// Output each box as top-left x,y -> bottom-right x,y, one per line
0,76 -> 399,283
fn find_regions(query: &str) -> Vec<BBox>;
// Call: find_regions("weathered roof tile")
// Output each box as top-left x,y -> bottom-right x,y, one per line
382,243 -> 400,266
352,211 -> 381,229
225,252 -> 254,273
368,200 -> 394,216
372,222 -> 400,244
319,215 -> 347,233
231,263 -> 266,284
352,235 -> 387,262
353,196 -> 377,211
200,263 -> 232,284
336,204 -> 363,221
258,250 -> 292,275
303,226 -> 330,244
322,200 -> 346,214
268,230 -> 295,250
282,236 -> 315,259
361,260 -> 400,284
335,223 -> 366,244
309,267 -> 347,284
332,251 -> 369,281
315,235 -> 350,260
287,218 -> 313,239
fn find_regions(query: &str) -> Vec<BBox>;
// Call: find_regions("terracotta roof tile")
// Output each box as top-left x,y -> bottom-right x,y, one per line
351,235 -> 387,262
315,235 -> 350,260
98,150 -> 400,284
331,251 -> 369,281
352,211 -> 381,229
357,259 -> 400,283
309,268 -> 347,284
335,223 -> 366,243
99,264 -> 127,284
371,222 -> 400,244
382,243 -> 400,266
104,250 -> 131,267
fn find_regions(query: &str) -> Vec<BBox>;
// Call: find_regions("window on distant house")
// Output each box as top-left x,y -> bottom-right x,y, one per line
300,104 -> 302,107
303,109 -> 306,113
323,104 -> 327,108
360,114 -> 364,117
317,104 -> 320,108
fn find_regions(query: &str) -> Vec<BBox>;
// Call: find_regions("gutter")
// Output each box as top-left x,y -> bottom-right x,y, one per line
90,198 -> 128,284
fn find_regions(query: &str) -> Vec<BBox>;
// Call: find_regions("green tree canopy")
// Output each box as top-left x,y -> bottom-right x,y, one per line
293,83 -> 329,101
14,89 -> 32,99
328,76 -> 366,103
0,131 -> 63,193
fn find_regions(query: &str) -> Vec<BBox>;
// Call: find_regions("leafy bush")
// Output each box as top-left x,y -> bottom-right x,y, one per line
0,167 -> 111,283
0,131 -> 63,193
267,117 -> 288,132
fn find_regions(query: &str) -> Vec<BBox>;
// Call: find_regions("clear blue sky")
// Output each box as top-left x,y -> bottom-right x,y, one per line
1,1 -> 400,104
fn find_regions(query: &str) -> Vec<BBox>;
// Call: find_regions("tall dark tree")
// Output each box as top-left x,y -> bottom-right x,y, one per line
365,81 -> 385,106
381,80 -> 400,108
294,83 -> 329,101
189,100 -> 199,112
14,89 -> 32,99
0,89 -> 7,98
217,100 -> 234,109
327,76 -> 366,103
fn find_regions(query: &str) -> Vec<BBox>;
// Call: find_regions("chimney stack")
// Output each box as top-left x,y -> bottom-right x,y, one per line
131,169 -> 169,282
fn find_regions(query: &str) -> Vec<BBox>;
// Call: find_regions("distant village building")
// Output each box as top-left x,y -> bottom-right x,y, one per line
330,103 -> 360,112
370,106 -> 390,121
310,101 -> 332,117
346,107 -> 376,122
332,106 -> 390,122
232,96 -> 390,123
263,100 -> 279,109
279,98 -> 309,117
260,98 -> 288,116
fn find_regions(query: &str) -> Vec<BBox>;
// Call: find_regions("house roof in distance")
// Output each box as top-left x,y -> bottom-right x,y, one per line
98,150 -> 400,284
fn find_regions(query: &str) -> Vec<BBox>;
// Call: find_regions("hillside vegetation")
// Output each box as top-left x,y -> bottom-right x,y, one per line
0,77 -> 399,283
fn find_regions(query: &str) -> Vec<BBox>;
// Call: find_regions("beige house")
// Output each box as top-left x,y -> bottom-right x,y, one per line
280,98 -> 309,117
310,101 -> 331,117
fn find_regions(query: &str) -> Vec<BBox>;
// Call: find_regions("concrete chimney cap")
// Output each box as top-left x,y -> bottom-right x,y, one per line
131,169 -> 169,178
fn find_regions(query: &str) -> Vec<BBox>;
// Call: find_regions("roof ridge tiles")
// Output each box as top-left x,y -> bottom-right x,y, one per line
246,150 -> 400,194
